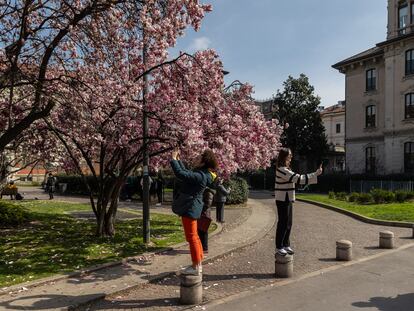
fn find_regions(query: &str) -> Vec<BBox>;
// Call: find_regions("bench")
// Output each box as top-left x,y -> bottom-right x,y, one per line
1,187 -> 18,198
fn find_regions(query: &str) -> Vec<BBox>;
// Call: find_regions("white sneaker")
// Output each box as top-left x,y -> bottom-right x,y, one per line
180,265 -> 202,275
284,247 -> 294,255
276,248 -> 288,256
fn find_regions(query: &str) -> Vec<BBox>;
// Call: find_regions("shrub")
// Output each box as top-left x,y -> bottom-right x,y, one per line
224,177 -> 249,204
0,202 -> 30,227
394,190 -> 409,203
335,192 -> 348,201
348,192 -> 360,202
406,192 -> 414,201
370,189 -> 395,204
328,191 -> 335,199
356,193 -> 372,204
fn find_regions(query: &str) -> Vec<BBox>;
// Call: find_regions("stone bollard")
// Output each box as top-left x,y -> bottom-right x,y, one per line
336,240 -> 352,261
379,231 -> 394,249
179,274 -> 202,305
275,254 -> 293,278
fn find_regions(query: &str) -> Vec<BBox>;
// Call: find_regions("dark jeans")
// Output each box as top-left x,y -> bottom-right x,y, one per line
198,230 -> 208,251
48,186 -> 55,200
157,188 -> 163,203
216,202 -> 225,222
275,198 -> 293,249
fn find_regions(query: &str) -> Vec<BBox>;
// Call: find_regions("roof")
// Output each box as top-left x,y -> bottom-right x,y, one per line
332,46 -> 383,69
320,103 -> 345,115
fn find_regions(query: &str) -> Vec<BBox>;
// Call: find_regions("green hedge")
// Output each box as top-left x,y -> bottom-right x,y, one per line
329,189 -> 414,205
0,202 -> 30,227
224,177 -> 249,204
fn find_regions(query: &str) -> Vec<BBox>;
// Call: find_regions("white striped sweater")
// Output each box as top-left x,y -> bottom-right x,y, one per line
274,166 -> 318,202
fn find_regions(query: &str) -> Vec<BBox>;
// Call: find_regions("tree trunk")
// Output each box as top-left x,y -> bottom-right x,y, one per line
95,199 -> 107,237
95,179 -> 123,237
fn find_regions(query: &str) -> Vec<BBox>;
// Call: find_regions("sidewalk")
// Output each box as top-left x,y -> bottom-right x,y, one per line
85,195 -> 414,311
208,243 -> 414,311
0,198 -> 275,311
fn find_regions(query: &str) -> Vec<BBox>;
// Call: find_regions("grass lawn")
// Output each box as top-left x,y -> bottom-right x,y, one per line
297,194 -> 414,223
0,200 -> 185,288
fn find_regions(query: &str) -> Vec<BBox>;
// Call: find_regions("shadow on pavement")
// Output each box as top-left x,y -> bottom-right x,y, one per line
91,297 -> 181,309
0,294 -> 104,310
65,264 -> 147,285
352,293 -> 414,310
203,273 -> 275,281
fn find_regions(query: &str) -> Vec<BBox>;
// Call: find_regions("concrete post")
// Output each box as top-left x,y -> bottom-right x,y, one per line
379,231 -> 394,249
275,254 -> 293,278
179,274 -> 202,305
336,240 -> 352,261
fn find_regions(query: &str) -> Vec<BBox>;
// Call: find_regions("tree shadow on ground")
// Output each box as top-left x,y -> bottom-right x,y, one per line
203,273 -> 275,281
352,293 -> 414,310
157,249 -> 190,256
91,297 -> 181,309
0,294 -> 104,310
65,264 -> 147,285
145,272 -> 275,285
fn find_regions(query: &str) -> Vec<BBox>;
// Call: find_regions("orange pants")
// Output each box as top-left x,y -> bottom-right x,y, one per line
182,216 -> 204,265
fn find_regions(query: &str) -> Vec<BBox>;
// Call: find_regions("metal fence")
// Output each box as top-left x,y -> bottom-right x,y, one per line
350,180 -> 414,193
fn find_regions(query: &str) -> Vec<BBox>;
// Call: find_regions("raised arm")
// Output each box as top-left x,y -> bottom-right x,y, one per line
277,166 -> 321,185
170,160 -> 205,184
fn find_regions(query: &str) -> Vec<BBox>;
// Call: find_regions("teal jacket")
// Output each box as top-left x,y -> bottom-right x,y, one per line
170,159 -> 215,219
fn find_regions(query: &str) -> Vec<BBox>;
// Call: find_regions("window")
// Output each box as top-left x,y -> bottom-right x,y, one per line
412,3 -> 414,23
366,147 -> 376,174
365,105 -> 376,128
399,4 -> 408,35
366,69 -> 376,91
406,93 -> 414,119
405,142 -> 414,173
405,50 -> 414,75
336,123 -> 341,133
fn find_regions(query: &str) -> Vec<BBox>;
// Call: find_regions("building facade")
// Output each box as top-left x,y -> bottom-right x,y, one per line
333,0 -> 414,175
320,102 -> 346,173
254,99 -> 274,121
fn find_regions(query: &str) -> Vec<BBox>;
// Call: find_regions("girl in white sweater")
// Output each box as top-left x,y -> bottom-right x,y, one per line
275,148 -> 323,256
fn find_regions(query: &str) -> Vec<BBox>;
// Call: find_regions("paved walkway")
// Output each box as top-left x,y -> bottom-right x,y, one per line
0,194 -> 274,310
208,244 -> 414,311
81,192 -> 414,311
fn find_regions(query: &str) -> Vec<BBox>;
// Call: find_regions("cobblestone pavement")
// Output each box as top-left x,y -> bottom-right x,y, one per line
81,192 -> 414,311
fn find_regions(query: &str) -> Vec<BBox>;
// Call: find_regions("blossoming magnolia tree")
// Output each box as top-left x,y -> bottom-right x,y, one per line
0,0 -> 211,181
48,47 -> 282,236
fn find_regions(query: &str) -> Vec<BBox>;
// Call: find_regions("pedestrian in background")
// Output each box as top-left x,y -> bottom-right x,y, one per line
197,187 -> 215,253
274,147 -> 322,256
214,178 -> 231,223
155,169 -> 165,206
46,173 -> 57,200
170,149 -> 217,275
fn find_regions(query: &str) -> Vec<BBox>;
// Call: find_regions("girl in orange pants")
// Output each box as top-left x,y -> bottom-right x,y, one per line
182,217 -> 204,266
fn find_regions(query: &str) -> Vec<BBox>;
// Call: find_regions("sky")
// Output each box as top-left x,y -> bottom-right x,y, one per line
170,0 -> 387,107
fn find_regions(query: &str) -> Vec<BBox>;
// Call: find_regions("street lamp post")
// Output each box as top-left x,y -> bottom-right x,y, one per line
142,34 -> 150,244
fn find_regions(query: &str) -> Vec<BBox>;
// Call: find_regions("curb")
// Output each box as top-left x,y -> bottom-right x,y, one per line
297,198 -> 414,228
74,200 -> 276,310
0,220 -> 223,298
